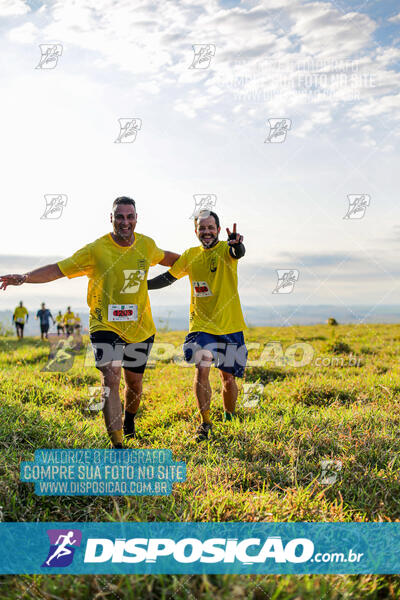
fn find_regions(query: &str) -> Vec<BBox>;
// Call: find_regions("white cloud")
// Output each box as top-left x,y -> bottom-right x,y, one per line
289,5 -> 376,57
388,13 -> 400,24
1,0 -> 395,138
8,21 -> 37,43
348,93 -> 400,121
0,0 -> 30,17
137,81 -> 160,94
295,108 -> 332,137
174,100 -> 197,118
375,46 -> 400,66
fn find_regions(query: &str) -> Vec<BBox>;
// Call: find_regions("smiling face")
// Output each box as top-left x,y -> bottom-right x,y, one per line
195,214 -> 220,249
111,203 -> 137,241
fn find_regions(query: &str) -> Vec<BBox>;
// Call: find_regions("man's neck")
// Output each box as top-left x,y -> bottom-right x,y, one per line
111,232 -> 135,247
201,238 -> 219,250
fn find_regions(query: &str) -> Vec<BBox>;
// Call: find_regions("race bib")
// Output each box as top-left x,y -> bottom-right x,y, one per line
193,281 -> 212,297
16,317 -> 24,324
108,304 -> 138,322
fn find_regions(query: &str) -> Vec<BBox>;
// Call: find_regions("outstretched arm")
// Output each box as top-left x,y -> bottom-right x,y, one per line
147,272 -> 177,290
158,251 -> 180,267
0,263 -> 65,290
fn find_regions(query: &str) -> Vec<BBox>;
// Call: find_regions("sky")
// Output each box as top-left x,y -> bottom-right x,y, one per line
0,0 -> 399,316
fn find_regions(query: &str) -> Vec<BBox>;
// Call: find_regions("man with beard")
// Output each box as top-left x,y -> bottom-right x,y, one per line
148,210 -> 247,441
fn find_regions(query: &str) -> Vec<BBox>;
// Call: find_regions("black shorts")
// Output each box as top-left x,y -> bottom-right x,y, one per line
15,322 -> 24,332
40,324 -> 49,334
89,330 -> 155,374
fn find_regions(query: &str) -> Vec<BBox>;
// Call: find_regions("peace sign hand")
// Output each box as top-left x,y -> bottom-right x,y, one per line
226,223 -> 243,245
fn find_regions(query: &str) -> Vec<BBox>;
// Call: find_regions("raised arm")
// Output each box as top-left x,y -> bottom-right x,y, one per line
158,251 -> 180,267
226,223 -> 245,259
0,263 -> 65,290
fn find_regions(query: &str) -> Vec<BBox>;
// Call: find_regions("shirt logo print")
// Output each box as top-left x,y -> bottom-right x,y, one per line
210,257 -> 217,273
120,270 -> 145,294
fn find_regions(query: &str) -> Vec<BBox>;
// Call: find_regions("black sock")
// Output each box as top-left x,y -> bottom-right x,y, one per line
124,411 -> 137,436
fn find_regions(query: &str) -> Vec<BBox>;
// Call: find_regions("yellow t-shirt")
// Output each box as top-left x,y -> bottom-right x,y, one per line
74,316 -> 81,325
55,314 -> 63,324
168,240 -> 246,335
57,233 -> 165,342
13,306 -> 28,324
64,311 -> 75,325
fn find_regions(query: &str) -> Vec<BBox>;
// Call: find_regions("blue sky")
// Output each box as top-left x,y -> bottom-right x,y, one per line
0,0 -> 399,316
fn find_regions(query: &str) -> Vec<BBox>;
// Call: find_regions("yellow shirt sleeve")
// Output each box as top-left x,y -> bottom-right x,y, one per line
168,251 -> 188,280
150,242 -> 165,266
58,245 -> 94,279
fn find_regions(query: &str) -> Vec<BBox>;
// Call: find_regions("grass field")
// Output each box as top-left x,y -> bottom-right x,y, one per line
1,323 -> 400,598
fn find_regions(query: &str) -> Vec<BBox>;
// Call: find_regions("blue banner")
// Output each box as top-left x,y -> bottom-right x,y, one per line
20,449 -> 186,496
0,522 -> 399,574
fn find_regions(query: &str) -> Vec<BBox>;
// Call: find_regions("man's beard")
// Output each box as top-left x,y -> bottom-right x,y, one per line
200,234 -> 218,248
116,226 -> 133,239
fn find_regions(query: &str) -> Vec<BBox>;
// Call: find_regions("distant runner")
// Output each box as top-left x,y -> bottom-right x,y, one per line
63,307 -> 75,336
36,303 -> 54,340
0,196 -> 179,448
55,311 -> 64,336
148,210 -> 247,441
74,313 -> 81,332
12,301 -> 28,340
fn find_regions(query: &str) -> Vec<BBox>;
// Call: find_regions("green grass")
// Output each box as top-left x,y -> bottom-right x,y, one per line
1,324 -> 400,598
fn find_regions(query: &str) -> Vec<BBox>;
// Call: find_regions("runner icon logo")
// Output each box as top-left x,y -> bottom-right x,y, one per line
42,529 -> 82,568
272,270 -> 299,294
35,44 -> 63,69
121,270 -> 146,294
189,45 -> 216,70
114,118 -> 142,143
343,194 -> 370,220
264,119 -> 291,143
40,194 -> 68,220
190,194 -> 217,220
